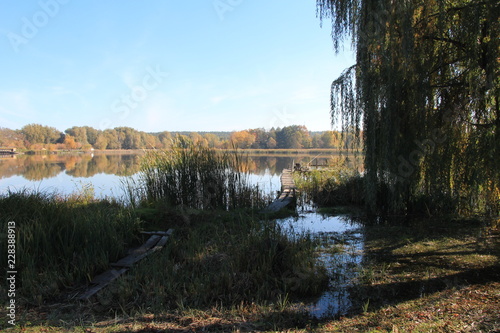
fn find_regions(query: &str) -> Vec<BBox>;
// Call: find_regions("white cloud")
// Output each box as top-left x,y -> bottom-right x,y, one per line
0,91 -> 37,128
210,95 -> 229,104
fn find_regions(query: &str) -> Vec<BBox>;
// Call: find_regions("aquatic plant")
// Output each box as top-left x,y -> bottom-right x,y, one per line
136,137 -> 267,210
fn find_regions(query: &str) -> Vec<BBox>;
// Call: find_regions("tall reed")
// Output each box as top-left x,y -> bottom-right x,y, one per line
136,137 -> 266,210
0,189 -> 140,304
294,168 -> 364,207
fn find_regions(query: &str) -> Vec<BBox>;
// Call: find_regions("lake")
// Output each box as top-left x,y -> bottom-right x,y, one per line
0,151 -> 361,199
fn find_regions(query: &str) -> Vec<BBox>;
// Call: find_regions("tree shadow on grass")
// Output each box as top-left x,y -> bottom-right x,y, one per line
345,218 -> 500,315
11,218 -> 499,332
349,265 -> 500,312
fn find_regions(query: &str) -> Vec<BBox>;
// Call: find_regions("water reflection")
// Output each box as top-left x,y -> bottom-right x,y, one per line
0,153 -> 142,181
0,152 -> 361,198
277,210 -> 364,318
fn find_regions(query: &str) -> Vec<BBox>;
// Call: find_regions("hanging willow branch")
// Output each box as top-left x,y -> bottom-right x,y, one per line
317,0 -> 500,216
330,64 -> 358,135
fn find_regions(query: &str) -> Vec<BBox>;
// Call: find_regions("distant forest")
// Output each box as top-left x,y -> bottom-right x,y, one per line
0,124 -> 357,151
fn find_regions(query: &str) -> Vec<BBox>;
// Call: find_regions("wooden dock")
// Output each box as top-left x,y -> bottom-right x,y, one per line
262,169 -> 297,214
78,229 -> 173,300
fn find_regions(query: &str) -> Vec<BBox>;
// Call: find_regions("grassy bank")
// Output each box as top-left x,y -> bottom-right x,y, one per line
0,143 -> 330,331
6,216 -> 498,332
0,195 -> 328,332
84,208 -> 327,311
321,217 -> 500,332
0,190 -> 141,305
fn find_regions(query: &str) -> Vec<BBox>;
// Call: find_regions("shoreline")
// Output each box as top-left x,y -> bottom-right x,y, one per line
18,148 -> 362,156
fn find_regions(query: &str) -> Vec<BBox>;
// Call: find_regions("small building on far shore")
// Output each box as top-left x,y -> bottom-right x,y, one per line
0,148 -> 18,155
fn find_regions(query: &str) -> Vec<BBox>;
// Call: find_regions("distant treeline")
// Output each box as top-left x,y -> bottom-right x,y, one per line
0,124 -> 359,151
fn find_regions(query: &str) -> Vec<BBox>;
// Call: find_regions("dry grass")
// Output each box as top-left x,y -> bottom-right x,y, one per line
321,281 -> 500,332
2,216 -> 498,333
323,217 -> 500,332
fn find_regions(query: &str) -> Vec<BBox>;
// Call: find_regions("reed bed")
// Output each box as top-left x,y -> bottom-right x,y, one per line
294,168 -> 364,207
0,189 -> 140,304
135,138 -> 268,210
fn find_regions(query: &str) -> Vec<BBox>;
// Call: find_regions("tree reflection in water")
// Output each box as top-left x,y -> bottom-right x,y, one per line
0,152 -> 362,198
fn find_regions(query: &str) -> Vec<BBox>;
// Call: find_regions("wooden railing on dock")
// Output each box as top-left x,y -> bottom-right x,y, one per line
262,169 -> 297,214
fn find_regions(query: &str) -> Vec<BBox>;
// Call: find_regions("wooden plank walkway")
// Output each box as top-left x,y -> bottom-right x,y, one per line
78,229 -> 173,300
262,169 -> 297,214
110,235 -> 162,268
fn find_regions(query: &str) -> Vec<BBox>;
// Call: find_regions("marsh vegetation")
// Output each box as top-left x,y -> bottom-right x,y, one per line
133,138 -> 269,210
0,142 -> 499,332
0,143 -> 333,331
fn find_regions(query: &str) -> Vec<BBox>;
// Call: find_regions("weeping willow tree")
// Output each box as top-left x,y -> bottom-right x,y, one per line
317,0 -> 499,216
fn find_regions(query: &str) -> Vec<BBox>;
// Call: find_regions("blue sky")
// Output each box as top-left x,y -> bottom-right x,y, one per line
0,0 -> 354,132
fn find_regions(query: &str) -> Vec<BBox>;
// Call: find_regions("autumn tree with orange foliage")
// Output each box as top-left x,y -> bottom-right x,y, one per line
230,130 -> 256,149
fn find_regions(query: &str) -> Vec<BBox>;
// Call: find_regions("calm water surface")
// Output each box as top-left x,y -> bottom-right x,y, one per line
0,152 -> 358,198
278,204 -> 365,318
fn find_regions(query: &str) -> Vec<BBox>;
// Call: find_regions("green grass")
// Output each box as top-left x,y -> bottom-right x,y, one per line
0,202 -> 329,332
0,142 -> 330,331
88,208 -> 328,312
0,189 -> 141,305
294,168 -> 364,207
2,214 -> 498,332
132,138 -> 269,210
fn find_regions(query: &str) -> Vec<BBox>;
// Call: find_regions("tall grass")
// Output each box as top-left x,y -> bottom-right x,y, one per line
294,168 -> 364,207
135,138 -> 267,210
94,209 -> 328,311
0,142 -> 331,313
0,189 -> 140,304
